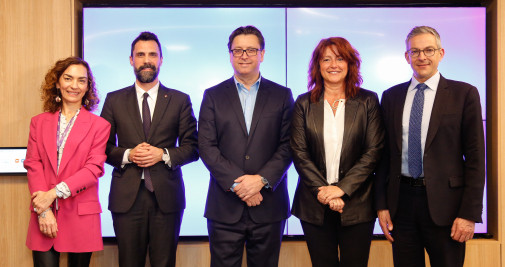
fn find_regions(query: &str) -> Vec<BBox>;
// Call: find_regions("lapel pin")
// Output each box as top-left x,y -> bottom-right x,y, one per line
164,94 -> 168,98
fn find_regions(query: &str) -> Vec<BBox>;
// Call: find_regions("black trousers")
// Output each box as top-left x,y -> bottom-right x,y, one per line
207,208 -> 286,267
392,183 -> 465,267
112,181 -> 183,267
300,208 -> 374,267
32,247 -> 92,267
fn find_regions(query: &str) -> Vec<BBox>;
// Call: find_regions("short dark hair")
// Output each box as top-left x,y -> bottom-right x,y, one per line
227,25 -> 265,51
131,31 -> 163,57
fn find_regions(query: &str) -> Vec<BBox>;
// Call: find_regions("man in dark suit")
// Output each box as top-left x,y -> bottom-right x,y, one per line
101,31 -> 198,267
198,25 -> 293,267
375,26 -> 485,267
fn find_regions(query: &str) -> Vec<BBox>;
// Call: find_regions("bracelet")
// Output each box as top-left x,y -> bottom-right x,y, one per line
37,208 -> 52,219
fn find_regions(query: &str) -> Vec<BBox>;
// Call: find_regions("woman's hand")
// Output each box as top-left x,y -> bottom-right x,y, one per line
329,198 -> 345,213
317,185 -> 345,205
32,188 -> 57,214
38,209 -> 58,238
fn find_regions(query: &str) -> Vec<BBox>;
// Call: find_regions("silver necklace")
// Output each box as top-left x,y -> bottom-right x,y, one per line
331,99 -> 344,110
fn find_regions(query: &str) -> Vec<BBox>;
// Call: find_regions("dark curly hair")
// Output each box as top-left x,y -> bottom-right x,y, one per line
308,37 -> 362,103
41,57 -> 99,112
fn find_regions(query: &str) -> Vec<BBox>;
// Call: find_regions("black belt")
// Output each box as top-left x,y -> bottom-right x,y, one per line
400,175 -> 425,187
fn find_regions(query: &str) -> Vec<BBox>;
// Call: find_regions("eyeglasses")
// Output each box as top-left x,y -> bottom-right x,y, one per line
230,48 -> 262,57
407,48 -> 441,58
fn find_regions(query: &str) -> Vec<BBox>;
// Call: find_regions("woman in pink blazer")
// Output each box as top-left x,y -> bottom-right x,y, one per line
24,57 -> 110,267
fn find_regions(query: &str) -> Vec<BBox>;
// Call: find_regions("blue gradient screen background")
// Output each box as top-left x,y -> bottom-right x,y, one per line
83,7 -> 486,237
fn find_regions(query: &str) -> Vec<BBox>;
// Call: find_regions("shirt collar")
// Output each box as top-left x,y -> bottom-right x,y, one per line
409,71 -> 440,92
135,81 -> 160,99
234,75 -> 261,93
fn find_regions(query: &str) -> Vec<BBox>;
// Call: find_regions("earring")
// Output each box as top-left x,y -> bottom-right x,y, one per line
85,99 -> 90,105
55,96 -> 61,103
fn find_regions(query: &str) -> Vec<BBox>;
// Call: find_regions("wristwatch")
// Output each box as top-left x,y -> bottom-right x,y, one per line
260,176 -> 269,186
162,149 -> 169,162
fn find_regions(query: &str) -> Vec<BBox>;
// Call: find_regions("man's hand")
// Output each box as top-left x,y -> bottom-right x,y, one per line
317,186 -> 345,205
130,142 -> 164,168
38,209 -> 58,238
329,198 -> 345,213
377,209 -> 394,242
451,217 -> 475,242
233,174 -> 264,201
31,188 -> 57,214
245,192 -> 263,207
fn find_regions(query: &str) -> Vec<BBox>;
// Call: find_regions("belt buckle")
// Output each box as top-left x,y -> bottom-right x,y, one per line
411,177 -> 425,187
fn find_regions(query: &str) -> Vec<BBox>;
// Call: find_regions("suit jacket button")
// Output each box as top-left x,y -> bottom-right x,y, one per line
245,155 -> 250,160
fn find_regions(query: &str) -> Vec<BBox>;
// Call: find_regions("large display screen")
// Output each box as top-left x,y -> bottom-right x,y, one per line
0,148 -> 27,174
83,7 -> 486,237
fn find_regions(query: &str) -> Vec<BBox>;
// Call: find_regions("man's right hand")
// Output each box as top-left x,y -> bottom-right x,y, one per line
245,192 -> 263,207
377,209 -> 394,242
129,143 -> 149,162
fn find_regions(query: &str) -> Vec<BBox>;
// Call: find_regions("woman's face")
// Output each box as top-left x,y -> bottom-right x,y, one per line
319,46 -> 348,88
56,64 -> 88,106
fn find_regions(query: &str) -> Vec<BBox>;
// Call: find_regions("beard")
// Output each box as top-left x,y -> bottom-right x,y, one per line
134,63 -> 159,83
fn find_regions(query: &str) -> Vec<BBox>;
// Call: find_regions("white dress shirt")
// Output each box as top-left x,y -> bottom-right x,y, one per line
324,99 -> 346,184
122,82 -> 171,171
401,71 -> 441,177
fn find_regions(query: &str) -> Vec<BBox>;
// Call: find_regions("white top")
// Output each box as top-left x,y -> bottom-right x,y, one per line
135,81 -> 159,120
324,99 -> 346,184
401,71 -> 440,177
55,108 -> 80,200
57,109 -> 80,170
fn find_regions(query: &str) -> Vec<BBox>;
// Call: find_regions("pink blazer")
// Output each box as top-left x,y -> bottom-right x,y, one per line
24,108 -> 110,252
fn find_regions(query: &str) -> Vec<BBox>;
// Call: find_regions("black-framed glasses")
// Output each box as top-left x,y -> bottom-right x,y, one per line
230,48 -> 262,57
407,48 -> 441,58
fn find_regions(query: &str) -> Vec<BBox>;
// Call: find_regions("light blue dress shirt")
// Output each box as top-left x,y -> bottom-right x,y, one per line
234,76 -> 261,134
401,71 -> 440,177
231,75 -> 270,192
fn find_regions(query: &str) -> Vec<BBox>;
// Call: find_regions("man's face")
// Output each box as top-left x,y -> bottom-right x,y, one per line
229,34 -> 264,79
130,40 -> 163,84
405,33 -> 444,83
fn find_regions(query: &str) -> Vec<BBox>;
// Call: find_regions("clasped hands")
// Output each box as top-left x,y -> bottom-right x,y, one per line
130,142 -> 164,167
317,185 -> 345,213
233,174 -> 265,207
31,189 -> 58,238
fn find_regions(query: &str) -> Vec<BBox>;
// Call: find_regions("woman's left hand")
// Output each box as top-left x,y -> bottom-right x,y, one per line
38,209 -> 58,238
32,188 -> 57,214
317,185 -> 345,205
329,198 -> 345,213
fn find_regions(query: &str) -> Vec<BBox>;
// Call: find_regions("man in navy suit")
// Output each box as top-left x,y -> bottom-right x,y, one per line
375,26 -> 485,267
101,31 -> 198,267
198,25 -> 294,267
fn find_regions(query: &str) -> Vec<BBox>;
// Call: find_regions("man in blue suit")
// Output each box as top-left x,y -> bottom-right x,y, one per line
375,26 -> 485,267
101,32 -> 198,267
198,25 -> 294,267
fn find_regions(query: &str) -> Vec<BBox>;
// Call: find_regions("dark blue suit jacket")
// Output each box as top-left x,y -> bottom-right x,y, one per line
375,75 -> 485,226
199,77 -> 294,224
101,84 -> 198,214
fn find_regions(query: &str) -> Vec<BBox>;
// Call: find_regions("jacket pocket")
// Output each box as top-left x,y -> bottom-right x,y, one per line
448,176 -> 464,188
78,201 -> 102,215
